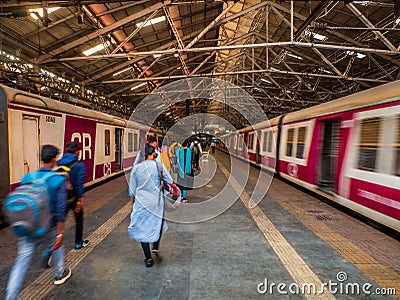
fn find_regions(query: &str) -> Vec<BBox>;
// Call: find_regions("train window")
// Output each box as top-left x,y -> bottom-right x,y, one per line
248,133 -> 254,151
105,130 -> 110,156
128,132 -> 133,152
262,132 -> 268,152
238,134 -> 243,150
267,131 -> 273,153
286,128 -> 295,157
133,133 -> 138,152
233,135 -> 238,150
396,117 -> 400,176
357,117 -> 381,172
296,127 -> 307,158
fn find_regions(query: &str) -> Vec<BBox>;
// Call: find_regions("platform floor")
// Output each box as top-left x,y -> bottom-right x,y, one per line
0,151 -> 399,299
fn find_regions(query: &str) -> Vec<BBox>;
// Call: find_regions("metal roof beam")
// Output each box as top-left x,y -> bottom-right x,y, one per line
346,3 -> 397,52
82,29 -> 203,84
36,1 -> 166,64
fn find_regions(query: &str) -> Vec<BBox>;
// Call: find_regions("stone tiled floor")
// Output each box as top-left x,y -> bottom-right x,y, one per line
1,152 -> 398,299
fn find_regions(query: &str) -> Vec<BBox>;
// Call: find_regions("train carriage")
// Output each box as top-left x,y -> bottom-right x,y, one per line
220,80 -> 400,232
0,84 -> 162,219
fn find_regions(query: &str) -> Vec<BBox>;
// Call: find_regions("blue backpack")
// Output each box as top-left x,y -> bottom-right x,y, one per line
2,171 -> 55,238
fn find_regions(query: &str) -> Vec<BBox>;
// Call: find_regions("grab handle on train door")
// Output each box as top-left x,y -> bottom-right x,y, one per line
24,160 -> 30,174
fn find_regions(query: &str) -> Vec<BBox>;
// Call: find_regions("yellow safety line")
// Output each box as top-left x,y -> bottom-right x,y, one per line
268,189 -> 400,295
217,161 -> 335,299
19,202 -> 131,299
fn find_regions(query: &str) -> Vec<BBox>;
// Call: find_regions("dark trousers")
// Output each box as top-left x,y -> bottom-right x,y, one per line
140,225 -> 163,259
193,153 -> 200,169
67,199 -> 84,245
211,146 -> 215,154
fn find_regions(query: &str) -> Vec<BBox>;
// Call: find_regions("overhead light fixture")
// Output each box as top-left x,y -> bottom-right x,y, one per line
269,67 -> 281,72
261,78 -> 272,84
287,52 -> 303,60
130,82 -> 147,90
29,7 -> 60,20
320,68 -> 333,74
353,1 -> 370,5
153,54 -> 162,58
395,18 -> 400,26
136,16 -> 166,28
254,87 -> 263,93
112,66 -> 133,76
83,41 -> 110,56
304,30 -> 327,41
345,50 -> 366,59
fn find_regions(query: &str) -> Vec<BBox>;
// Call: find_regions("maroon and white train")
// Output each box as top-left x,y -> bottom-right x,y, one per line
220,80 -> 400,232
0,84 -> 163,220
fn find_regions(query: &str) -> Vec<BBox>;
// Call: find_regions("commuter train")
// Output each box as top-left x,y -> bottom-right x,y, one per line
219,80 -> 400,232
0,84 -> 163,220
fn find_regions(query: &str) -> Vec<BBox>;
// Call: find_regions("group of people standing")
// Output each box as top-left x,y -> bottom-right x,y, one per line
128,135 -> 210,267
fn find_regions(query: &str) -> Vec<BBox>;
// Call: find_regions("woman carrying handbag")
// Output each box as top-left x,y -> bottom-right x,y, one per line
128,144 -> 173,267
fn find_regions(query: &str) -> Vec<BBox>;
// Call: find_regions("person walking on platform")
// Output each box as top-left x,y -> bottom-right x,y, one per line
177,141 -> 194,202
6,145 -> 71,300
210,141 -> 216,154
158,144 -> 171,173
190,140 -> 202,171
134,135 -> 160,165
128,144 -> 173,267
57,141 -> 88,250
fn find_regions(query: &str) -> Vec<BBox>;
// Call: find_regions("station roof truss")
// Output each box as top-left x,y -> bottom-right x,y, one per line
1,0 -> 399,129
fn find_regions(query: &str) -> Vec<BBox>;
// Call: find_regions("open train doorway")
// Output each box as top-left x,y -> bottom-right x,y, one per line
317,118 -> 340,192
115,128 -> 123,171
22,115 -> 40,174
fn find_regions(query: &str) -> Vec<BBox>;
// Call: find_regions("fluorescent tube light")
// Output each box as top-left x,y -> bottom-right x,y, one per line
136,16 -> 166,28
83,42 -> 110,56
112,66 -> 133,76
131,83 -> 147,90
287,52 -> 303,60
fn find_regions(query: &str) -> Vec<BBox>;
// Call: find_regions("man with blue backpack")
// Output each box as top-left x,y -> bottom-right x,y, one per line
5,145 -> 71,300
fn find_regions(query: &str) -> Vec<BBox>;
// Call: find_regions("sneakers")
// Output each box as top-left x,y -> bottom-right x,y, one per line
144,258 -> 153,267
54,267 -> 72,285
74,239 -> 89,250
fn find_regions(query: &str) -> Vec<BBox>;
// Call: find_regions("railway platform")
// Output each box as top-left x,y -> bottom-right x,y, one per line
0,151 -> 399,299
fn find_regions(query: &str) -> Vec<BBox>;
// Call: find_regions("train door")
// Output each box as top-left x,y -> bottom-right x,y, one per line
115,128 -> 123,171
256,130 -> 261,164
317,119 -> 339,191
22,115 -> 40,174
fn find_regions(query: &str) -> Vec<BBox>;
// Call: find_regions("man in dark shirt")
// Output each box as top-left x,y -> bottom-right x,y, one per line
57,141 -> 88,249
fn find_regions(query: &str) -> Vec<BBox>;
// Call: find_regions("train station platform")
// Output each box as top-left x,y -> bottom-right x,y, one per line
0,151 -> 399,299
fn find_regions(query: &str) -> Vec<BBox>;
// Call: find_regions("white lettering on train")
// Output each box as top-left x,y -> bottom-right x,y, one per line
103,162 -> 112,176
70,133 -> 92,160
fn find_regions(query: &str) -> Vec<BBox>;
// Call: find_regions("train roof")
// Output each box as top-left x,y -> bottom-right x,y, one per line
227,80 -> 400,135
1,84 -> 146,129
283,80 -> 400,124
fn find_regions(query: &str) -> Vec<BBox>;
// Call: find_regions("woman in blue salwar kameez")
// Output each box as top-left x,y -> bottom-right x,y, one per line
128,144 -> 173,267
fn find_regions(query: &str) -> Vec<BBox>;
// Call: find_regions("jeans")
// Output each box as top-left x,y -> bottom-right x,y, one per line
6,227 -> 66,300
